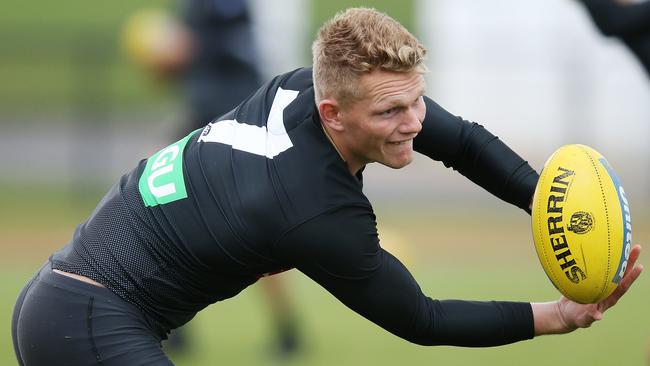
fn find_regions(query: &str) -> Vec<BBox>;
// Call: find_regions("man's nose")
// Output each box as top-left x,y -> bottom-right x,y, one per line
400,106 -> 423,134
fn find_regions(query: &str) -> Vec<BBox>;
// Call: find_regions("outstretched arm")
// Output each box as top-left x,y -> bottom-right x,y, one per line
274,206 -> 534,346
414,97 -> 538,212
532,244 -> 643,335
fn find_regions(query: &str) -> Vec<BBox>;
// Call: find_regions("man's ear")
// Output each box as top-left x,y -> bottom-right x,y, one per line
318,99 -> 345,132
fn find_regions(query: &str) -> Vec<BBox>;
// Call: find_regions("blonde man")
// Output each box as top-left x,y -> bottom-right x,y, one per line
12,8 -> 642,365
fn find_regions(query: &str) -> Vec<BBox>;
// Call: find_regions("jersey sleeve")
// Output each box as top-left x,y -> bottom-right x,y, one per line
580,0 -> 650,36
273,206 -> 535,346
414,97 -> 538,212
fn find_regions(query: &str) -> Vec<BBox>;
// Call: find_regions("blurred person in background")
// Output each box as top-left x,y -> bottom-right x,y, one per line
177,0 -> 263,133
122,0 -> 302,357
12,7 -> 643,365
578,0 -> 650,78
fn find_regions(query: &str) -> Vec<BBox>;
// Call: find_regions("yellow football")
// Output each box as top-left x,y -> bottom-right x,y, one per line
531,144 -> 632,304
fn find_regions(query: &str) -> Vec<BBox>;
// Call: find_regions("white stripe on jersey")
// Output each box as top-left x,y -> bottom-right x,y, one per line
198,87 -> 299,158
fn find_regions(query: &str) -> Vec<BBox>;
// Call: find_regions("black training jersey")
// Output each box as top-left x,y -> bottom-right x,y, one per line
52,67 -> 538,346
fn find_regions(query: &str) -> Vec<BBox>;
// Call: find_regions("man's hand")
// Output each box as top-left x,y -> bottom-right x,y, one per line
532,244 -> 643,335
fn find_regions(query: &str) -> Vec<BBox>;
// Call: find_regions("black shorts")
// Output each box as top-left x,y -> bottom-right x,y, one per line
12,261 -> 174,366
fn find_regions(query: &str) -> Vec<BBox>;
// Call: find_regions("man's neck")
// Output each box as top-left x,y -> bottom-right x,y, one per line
319,120 -> 362,175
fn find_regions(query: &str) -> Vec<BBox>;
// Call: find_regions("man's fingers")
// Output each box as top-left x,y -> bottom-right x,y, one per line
622,244 -> 642,277
600,259 -> 644,311
618,245 -> 643,297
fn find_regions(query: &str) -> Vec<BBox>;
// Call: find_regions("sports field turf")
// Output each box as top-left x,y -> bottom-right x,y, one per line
2,183 -> 648,365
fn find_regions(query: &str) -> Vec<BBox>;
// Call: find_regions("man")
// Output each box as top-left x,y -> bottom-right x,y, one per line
579,0 -> 650,78
12,7 -> 643,365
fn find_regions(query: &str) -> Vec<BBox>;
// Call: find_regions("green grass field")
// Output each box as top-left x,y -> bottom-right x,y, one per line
2,184 -> 648,365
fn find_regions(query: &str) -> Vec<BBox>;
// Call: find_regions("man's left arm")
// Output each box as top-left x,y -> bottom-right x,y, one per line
414,97 -> 538,212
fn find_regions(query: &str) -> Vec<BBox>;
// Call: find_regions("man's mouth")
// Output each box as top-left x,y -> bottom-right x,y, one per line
388,140 -> 410,145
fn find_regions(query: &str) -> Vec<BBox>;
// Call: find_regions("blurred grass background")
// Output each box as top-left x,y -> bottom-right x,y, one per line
0,0 -> 414,118
1,0 -> 648,365
0,0 -> 176,116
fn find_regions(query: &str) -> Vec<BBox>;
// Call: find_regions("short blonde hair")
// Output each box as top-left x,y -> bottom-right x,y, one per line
312,7 -> 427,106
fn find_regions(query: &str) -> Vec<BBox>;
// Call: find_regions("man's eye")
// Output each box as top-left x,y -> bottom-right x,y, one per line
382,108 -> 398,116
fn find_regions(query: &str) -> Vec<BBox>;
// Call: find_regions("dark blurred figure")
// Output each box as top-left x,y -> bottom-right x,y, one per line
122,0 -> 302,359
180,0 -> 262,131
579,0 -> 650,78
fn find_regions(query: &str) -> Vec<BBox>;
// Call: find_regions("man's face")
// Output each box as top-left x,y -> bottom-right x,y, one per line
337,69 -> 426,171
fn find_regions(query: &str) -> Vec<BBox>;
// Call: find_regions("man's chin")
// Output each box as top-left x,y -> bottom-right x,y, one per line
380,155 -> 414,170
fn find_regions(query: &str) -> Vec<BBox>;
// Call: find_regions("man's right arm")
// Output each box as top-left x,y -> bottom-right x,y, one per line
273,206 -> 535,346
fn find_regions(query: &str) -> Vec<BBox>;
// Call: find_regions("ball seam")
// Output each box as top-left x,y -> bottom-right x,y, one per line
578,145 -> 611,302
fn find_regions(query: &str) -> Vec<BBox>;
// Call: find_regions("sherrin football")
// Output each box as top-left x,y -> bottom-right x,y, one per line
531,144 -> 632,304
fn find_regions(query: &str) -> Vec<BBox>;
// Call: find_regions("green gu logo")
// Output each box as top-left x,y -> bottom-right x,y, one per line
138,132 -> 194,207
